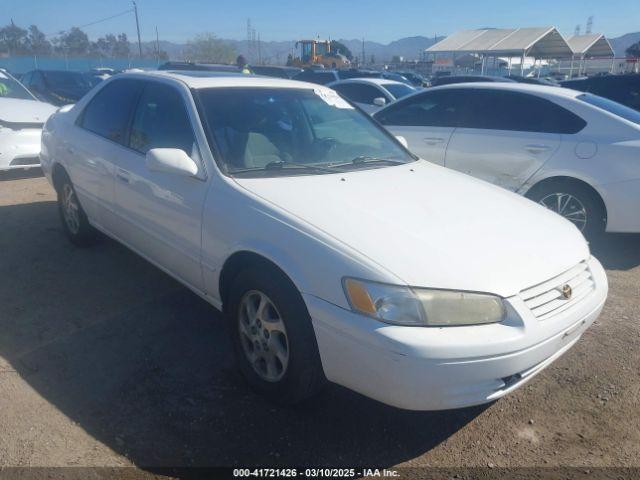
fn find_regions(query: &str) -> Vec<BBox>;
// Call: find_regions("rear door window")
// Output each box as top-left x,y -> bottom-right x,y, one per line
457,89 -> 586,134
80,79 -> 145,144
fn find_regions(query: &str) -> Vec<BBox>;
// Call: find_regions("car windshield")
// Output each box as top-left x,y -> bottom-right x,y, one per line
382,82 -> 415,99
0,72 -> 34,100
196,87 -> 414,177
578,93 -> 640,125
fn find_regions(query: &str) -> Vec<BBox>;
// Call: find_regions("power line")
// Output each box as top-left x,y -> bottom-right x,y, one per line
45,8 -> 134,36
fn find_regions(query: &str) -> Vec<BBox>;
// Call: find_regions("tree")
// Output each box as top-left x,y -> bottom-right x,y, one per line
330,40 -> 352,60
0,21 -> 28,54
55,27 -> 90,56
627,42 -> 640,58
25,25 -> 51,54
186,33 -> 236,63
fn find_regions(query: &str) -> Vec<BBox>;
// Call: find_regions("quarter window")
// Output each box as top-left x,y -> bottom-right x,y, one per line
129,82 -> 196,155
80,79 -> 144,144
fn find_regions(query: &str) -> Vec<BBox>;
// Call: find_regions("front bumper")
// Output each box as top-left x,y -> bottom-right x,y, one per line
0,128 -> 43,171
305,257 -> 607,410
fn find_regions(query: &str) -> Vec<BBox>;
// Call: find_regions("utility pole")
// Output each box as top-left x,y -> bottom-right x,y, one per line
155,26 -> 160,64
362,38 -> 365,67
133,1 -> 143,58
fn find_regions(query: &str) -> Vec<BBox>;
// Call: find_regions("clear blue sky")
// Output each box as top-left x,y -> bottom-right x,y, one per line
4,0 -> 639,43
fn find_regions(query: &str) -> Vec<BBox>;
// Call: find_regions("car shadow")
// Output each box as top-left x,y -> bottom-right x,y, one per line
0,168 -> 44,181
590,233 -> 640,271
0,200 -> 485,469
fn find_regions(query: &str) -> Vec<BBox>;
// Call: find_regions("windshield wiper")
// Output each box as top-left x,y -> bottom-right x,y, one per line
229,160 -> 342,175
328,156 -> 407,168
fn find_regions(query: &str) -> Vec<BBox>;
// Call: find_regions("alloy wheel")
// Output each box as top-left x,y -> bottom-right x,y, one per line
238,290 -> 290,382
539,192 -> 588,231
62,184 -> 81,234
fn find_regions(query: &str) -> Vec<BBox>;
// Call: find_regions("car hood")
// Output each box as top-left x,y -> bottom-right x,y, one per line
0,98 -> 57,124
233,160 -> 590,298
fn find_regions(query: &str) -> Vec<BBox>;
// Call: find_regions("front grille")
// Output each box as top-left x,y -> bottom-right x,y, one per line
519,261 -> 594,321
10,157 -> 40,166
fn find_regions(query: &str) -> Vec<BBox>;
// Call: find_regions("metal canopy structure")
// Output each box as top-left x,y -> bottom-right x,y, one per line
426,27 -> 574,59
566,34 -> 614,58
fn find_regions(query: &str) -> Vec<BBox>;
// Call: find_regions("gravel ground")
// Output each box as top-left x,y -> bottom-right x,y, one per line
0,171 -> 639,476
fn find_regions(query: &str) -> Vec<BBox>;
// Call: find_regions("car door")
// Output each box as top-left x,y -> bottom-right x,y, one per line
374,90 -> 461,165
444,89 -> 567,191
110,79 -> 209,291
70,78 -> 145,229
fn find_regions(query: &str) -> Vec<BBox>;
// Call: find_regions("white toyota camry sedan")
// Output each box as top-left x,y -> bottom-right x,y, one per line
374,82 -> 640,238
40,71 -> 607,410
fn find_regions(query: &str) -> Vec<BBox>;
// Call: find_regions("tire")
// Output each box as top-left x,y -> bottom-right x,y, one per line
228,265 -> 326,404
526,181 -> 606,240
56,170 -> 99,247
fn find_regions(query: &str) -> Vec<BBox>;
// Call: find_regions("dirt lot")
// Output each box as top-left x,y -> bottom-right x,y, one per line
0,171 -> 639,475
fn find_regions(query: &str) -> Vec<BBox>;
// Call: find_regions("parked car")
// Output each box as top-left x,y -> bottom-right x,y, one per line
393,71 -> 428,87
380,71 -> 412,85
507,75 -> 559,86
40,71 -> 607,410
561,74 -> 640,112
430,75 -> 516,87
21,70 -> 93,106
293,68 -> 382,85
251,65 -> 303,79
374,82 -> 640,237
0,69 -> 57,171
328,78 -> 416,113
158,61 -> 241,73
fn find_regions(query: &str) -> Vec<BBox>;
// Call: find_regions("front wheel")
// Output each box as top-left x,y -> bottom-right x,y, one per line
526,182 -> 605,239
228,266 -> 326,404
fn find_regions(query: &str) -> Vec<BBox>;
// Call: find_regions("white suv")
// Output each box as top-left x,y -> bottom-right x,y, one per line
41,71 -> 607,410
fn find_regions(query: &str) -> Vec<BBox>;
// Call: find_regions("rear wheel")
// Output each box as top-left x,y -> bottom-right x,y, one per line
527,181 -> 605,239
228,266 -> 326,404
56,171 -> 99,246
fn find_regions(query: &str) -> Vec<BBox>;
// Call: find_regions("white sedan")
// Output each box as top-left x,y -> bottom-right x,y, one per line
41,71 -> 607,410
0,69 -> 57,171
374,82 -> 640,238
328,78 -> 416,114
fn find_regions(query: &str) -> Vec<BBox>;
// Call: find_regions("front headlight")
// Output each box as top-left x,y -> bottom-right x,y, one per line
343,278 -> 506,327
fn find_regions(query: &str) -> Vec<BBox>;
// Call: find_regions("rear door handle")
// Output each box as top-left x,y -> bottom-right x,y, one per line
525,144 -> 551,154
423,137 -> 444,145
116,168 -> 131,184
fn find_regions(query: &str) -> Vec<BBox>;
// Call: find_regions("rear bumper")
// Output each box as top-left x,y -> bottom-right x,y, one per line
0,128 -> 42,170
305,257 -> 607,410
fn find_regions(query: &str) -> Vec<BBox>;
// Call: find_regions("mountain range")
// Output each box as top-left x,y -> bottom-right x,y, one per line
150,32 -> 639,64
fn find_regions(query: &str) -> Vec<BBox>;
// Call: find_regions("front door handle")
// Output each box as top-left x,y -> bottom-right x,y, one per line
116,168 -> 131,184
525,144 -> 551,154
423,137 -> 444,145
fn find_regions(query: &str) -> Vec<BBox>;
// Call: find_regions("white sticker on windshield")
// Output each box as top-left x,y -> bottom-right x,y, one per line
314,88 -> 353,109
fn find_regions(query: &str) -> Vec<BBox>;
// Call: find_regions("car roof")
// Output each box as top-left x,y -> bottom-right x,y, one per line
117,70 -> 328,91
424,81 -> 582,99
329,78 -> 408,87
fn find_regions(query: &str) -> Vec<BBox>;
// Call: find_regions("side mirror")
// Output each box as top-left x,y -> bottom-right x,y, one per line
373,97 -> 387,107
395,135 -> 408,148
145,148 -> 198,177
